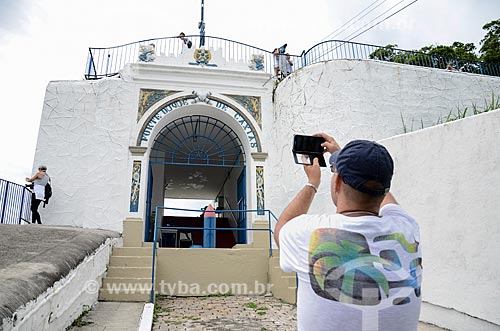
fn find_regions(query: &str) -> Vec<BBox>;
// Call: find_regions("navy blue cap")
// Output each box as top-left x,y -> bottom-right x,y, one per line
329,140 -> 394,196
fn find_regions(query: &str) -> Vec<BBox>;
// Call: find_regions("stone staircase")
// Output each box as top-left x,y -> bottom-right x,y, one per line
98,219 -> 154,302
98,218 -> 297,303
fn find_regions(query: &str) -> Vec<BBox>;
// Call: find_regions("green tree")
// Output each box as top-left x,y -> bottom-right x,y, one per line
423,42 -> 477,61
479,19 -> 500,63
367,19 -> 500,75
369,44 -> 399,61
418,42 -> 478,70
368,42 -> 478,69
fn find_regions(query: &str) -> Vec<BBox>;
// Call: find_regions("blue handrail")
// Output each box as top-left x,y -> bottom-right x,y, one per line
149,206 -> 278,302
0,179 -> 32,224
85,35 -> 500,79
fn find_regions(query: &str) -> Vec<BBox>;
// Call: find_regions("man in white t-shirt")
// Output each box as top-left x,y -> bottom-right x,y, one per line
274,134 -> 422,331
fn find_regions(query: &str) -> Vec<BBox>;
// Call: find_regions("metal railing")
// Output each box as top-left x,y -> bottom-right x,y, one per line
0,179 -> 31,224
149,206 -> 278,302
302,40 -> 500,76
86,36 -> 500,79
86,35 -> 302,79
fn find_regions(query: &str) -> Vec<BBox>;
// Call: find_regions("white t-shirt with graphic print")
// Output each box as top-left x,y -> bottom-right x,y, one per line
279,204 -> 422,331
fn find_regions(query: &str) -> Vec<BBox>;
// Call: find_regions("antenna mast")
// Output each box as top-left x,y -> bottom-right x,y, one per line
199,0 -> 206,47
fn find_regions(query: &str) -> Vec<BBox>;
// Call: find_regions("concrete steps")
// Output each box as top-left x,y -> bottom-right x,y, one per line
98,245 -> 154,302
99,247 -> 152,302
112,247 -> 154,256
268,256 -> 297,304
106,266 -> 152,278
99,277 -> 152,301
99,220 -> 153,302
98,288 -> 151,302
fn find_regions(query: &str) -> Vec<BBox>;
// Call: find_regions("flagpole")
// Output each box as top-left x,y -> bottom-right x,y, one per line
199,0 -> 206,47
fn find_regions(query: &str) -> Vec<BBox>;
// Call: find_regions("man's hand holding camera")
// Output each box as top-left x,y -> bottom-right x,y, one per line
314,132 -> 341,154
303,133 -> 341,189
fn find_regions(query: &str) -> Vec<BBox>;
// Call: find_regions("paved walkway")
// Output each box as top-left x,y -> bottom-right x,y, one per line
67,302 -> 143,331
153,295 -> 447,331
67,296 -> 447,331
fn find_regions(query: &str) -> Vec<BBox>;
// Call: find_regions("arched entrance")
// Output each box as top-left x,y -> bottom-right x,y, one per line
145,114 -> 247,247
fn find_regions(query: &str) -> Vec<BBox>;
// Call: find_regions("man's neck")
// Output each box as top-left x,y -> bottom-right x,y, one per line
335,202 -> 380,217
338,210 -> 379,217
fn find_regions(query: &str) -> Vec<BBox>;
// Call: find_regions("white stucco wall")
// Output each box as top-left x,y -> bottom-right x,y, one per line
33,58 -> 273,233
267,60 -> 500,328
380,109 -> 500,330
267,59 -> 500,217
33,79 -> 137,232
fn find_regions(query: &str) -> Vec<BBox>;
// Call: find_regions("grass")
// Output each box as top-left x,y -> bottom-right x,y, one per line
244,302 -> 268,315
401,91 -> 499,133
400,112 -> 425,134
70,305 -> 92,327
153,304 -> 173,323
445,92 -> 500,123
244,302 -> 258,309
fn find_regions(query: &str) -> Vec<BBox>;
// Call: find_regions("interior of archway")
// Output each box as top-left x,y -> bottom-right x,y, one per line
147,115 -> 247,248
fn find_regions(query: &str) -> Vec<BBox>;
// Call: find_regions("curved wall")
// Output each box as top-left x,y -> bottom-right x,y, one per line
268,59 -> 500,216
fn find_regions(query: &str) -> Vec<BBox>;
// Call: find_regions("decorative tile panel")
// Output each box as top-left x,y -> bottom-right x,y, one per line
249,54 -> 265,71
225,95 -> 262,128
138,89 -> 177,122
130,160 -> 141,212
256,166 -> 265,215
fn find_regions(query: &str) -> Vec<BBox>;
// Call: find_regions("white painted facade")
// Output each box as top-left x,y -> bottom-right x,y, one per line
34,57 -> 500,234
34,49 -> 274,234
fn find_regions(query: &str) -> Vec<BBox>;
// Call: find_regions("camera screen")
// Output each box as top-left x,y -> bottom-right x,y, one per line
294,153 -> 314,165
293,135 -> 325,153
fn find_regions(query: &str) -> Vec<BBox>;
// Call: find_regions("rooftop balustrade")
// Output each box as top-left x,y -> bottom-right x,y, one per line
85,35 -> 500,79
0,179 -> 31,224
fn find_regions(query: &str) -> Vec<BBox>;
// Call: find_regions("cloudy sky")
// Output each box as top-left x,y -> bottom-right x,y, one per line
0,0 -> 498,184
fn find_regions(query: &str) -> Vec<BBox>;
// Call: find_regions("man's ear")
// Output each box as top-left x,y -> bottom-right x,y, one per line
334,174 -> 343,194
